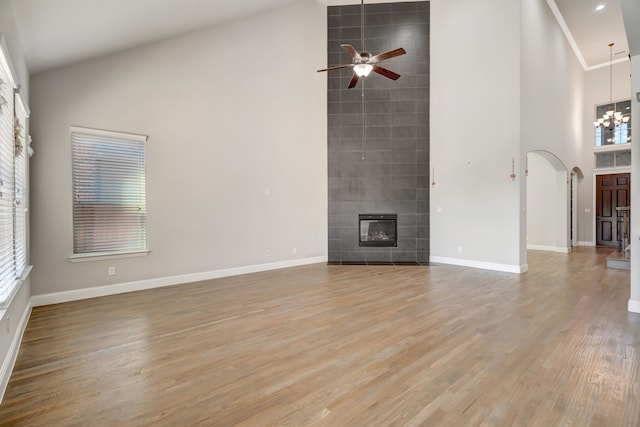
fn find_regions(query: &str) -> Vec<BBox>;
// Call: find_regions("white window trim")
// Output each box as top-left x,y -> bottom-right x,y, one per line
594,144 -> 631,153
0,35 -> 31,309
69,125 -> 147,143
593,166 -> 631,175
69,250 -> 149,263
70,125 -> 148,257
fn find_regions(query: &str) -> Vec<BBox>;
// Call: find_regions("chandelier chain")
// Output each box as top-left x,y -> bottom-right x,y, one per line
609,42 -> 613,105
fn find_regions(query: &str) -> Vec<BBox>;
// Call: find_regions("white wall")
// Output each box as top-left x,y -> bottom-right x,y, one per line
526,152 -> 569,252
431,0 -> 597,272
621,0 -> 640,313
430,0 -> 523,272
0,0 -> 32,402
520,0 -> 585,163
630,54 -> 640,313
520,0 -> 588,257
0,0 -> 28,98
29,0 -> 328,297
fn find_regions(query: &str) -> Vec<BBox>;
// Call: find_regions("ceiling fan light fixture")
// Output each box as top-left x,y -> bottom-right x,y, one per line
354,63 -> 373,77
316,0 -> 405,88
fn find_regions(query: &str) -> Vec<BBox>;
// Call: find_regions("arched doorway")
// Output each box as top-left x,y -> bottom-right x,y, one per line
526,151 -> 570,253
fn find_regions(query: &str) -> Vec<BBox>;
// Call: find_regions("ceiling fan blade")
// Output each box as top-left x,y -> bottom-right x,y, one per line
347,73 -> 359,89
371,47 -> 406,63
317,64 -> 354,72
372,65 -> 401,80
341,44 -> 362,61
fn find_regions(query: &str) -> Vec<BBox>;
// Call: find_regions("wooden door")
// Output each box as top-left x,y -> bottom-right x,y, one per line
596,173 -> 630,248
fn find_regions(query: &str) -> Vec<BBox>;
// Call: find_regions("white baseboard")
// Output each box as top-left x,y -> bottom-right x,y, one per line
628,299 -> 640,314
527,245 -> 571,253
578,241 -> 596,247
429,256 -> 526,274
0,299 -> 32,404
31,256 -> 328,307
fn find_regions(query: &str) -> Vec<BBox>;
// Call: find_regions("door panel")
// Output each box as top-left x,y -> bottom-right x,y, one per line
602,221 -> 612,242
596,173 -> 630,247
618,189 -> 628,207
601,190 -> 612,217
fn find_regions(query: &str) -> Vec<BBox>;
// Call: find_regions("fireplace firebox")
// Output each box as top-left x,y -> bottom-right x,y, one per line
359,214 -> 398,247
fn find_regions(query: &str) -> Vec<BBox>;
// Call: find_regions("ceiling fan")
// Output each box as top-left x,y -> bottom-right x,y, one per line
317,0 -> 406,89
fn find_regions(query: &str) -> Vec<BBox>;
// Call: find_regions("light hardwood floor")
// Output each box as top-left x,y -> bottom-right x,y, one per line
1,248 -> 638,426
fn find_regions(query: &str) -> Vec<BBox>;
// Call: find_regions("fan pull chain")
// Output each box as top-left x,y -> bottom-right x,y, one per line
361,0 -> 365,160
362,78 -> 366,160
361,0 -> 365,52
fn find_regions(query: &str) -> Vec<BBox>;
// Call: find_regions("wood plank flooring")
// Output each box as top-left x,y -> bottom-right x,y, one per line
1,248 -> 639,426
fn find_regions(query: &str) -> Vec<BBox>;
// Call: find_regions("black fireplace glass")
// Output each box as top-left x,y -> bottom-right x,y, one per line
359,214 -> 398,247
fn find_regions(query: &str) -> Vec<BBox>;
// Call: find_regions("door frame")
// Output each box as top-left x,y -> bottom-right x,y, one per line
593,167 -> 631,248
571,171 -> 578,248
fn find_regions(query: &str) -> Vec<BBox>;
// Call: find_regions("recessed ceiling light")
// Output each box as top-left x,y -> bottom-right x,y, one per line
595,4 -> 605,11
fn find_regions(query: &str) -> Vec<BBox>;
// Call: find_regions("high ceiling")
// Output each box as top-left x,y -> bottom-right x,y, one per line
621,0 -> 640,55
8,0 -> 301,74
6,0 -> 635,74
554,0 -> 629,69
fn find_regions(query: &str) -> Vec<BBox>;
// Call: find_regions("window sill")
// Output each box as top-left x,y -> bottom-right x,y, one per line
594,143 -> 631,153
0,265 -> 33,318
69,250 -> 150,263
19,265 -> 32,282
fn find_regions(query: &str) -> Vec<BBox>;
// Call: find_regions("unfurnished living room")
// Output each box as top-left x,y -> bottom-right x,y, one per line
0,0 -> 640,425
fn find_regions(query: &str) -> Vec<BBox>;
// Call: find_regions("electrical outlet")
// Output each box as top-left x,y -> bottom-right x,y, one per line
292,247 -> 297,254
108,266 -> 116,276
265,250 -> 271,257
457,246 -> 463,254
5,316 -> 10,333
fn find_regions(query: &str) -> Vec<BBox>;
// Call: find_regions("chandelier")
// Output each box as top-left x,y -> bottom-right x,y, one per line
593,43 -> 629,130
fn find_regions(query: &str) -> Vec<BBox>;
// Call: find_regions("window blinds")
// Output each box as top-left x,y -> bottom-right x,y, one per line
0,49 -> 17,306
71,129 -> 147,255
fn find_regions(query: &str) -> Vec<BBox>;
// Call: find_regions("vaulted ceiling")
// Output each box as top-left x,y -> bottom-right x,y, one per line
7,0 -> 638,75
8,0 -> 301,74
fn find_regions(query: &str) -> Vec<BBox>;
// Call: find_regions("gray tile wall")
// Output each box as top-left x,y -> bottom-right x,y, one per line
327,1 -> 429,263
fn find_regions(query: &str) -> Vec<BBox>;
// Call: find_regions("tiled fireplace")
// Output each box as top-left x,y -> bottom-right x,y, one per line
327,1 -> 429,264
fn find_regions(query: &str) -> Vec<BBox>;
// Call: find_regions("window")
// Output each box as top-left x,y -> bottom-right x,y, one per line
594,100 -> 632,146
595,150 -> 631,169
0,44 -> 30,308
71,127 -> 147,257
